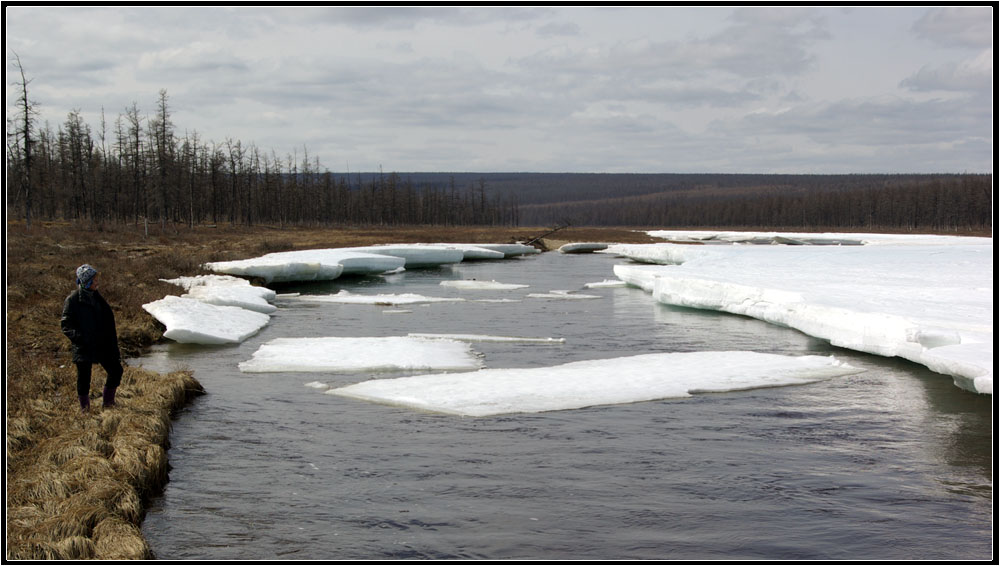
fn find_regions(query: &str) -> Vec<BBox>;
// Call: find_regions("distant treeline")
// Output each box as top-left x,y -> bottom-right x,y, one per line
5,86 -> 518,229
388,172 -> 993,232
6,74 -> 990,232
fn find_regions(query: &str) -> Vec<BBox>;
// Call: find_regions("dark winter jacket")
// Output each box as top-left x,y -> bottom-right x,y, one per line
61,288 -> 120,363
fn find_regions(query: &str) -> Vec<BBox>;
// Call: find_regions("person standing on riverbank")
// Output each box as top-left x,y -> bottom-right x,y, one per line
61,264 -> 123,412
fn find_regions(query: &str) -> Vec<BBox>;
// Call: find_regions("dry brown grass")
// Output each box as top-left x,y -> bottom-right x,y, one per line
6,220 -> 659,560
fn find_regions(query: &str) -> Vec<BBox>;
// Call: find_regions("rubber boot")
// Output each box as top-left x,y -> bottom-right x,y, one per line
79,395 -> 91,413
103,386 -> 117,408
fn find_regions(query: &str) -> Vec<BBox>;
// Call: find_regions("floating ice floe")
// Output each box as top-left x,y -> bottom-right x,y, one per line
558,242 -> 609,254
239,336 -> 482,373
328,351 -> 860,416
142,295 -> 270,344
298,290 -> 465,305
526,290 -> 602,300
408,333 -> 565,344
610,233 -> 994,394
440,280 -> 530,290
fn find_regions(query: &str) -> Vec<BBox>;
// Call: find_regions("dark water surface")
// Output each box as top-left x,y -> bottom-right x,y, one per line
138,252 -> 993,561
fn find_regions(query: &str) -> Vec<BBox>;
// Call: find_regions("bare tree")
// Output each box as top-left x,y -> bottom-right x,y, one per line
11,53 -> 37,228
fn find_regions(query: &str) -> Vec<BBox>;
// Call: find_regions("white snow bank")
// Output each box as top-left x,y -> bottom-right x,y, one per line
610,234 -> 993,394
329,351 -> 859,416
408,333 -> 565,344
440,280 -> 529,290
298,290 -> 465,305
239,336 -> 482,373
142,295 -> 270,344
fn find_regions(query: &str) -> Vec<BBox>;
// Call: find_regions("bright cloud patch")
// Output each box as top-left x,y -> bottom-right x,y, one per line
328,352 -> 859,416
239,336 -> 482,373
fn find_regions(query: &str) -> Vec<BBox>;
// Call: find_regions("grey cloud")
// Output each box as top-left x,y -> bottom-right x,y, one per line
912,7 -> 993,49
291,6 -> 553,30
516,7 -> 827,86
900,52 -> 994,92
730,95 -> 991,149
535,21 -> 581,38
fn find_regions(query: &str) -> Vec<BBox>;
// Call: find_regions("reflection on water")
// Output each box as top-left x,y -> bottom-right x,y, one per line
139,252 -> 992,561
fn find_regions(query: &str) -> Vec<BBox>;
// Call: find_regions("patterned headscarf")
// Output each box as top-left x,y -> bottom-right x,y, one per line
76,264 -> 98,289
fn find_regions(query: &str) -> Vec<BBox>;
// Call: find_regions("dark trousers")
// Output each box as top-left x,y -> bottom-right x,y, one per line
76,359 -> 124,397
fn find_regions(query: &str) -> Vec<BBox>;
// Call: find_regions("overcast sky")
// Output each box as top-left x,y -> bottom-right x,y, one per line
5,6 -> 994,174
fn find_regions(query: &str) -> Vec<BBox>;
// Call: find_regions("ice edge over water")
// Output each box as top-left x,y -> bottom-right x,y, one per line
609,232 -> 993,395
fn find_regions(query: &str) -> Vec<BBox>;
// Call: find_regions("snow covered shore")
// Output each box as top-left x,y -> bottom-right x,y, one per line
607,231 -> 993,395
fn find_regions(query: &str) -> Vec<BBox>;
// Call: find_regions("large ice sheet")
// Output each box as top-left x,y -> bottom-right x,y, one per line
203,243 -> 529,284
260,249 -> 405,276
239,336 -> 482,373
343,244 -> 466,267
142,295 -> 270,344
329,351 -> 859,416
203,257 -> 338,284
610,234 -> 994,394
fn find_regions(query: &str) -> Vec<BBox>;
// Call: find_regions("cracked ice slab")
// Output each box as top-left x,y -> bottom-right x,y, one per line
142,295 -> 270,344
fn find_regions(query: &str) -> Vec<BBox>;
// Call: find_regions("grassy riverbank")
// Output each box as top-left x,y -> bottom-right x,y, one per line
5,221 -> 658,560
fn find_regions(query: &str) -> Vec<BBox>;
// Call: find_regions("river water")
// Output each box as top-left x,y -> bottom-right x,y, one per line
138,251 -> 992,561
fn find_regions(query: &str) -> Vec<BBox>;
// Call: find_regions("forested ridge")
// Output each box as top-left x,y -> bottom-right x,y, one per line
6,73 -> 992,232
